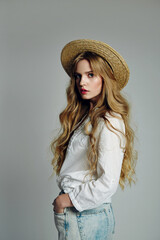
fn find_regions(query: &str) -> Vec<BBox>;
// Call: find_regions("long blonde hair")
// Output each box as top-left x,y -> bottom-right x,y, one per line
50,52 -> 137,189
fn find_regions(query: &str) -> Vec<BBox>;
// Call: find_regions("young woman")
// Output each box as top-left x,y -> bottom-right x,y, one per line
50,39 -> 137,240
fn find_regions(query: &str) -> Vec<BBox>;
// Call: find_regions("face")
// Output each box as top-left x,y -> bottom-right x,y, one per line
74,59 -> 103,103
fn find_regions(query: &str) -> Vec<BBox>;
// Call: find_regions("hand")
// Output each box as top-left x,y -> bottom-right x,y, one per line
53,206 -> 64,214
52,197 -> 63,213
52,193 -> 73,213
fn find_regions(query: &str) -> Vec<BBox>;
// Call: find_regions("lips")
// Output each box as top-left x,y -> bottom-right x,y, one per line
80,88 -> 89,94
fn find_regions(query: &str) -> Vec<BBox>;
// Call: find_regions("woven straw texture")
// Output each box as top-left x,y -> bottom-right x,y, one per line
61,39 -> 130,89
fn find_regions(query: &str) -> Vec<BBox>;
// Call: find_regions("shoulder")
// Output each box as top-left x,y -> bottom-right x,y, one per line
98,112 -> 125,135
96,112 -> 126,150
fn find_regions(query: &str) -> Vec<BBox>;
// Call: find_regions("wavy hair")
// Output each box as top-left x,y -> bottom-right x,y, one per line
50,52 -> 137,189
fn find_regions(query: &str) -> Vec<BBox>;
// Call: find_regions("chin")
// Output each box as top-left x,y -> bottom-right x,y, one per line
81,96 -> 91,100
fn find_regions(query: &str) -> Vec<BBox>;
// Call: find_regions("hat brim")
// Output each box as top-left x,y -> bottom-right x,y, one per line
61,39 -> 130,89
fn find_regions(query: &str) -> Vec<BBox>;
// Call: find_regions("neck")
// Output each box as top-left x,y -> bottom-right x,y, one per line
89,98 -> 98,111
89,94 -> 101,111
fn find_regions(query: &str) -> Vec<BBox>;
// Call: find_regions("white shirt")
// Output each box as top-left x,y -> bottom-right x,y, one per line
56,112 -> 126,212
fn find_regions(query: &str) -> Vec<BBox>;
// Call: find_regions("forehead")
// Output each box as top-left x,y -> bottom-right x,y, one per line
75,59 -> 92,73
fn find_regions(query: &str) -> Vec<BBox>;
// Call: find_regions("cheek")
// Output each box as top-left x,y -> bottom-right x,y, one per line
94,78 -> 103,92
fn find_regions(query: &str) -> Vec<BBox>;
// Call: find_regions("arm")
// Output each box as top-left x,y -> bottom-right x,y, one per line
68,117 -> 126,212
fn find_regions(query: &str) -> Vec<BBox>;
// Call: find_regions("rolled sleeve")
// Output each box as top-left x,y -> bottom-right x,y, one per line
68,116 -> 126,212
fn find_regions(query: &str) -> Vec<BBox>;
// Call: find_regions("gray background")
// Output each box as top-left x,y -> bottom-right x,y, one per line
0,0 -> 160,239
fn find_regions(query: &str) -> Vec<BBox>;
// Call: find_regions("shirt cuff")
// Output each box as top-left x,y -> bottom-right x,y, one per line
68,191 -> 83,212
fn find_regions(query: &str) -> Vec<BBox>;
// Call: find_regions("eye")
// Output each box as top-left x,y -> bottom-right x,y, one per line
88,73 -> 94,78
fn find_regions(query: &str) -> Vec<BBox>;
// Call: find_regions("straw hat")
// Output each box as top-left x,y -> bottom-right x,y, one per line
61,39 -> 130,89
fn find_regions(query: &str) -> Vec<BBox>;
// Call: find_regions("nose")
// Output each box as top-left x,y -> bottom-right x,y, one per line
79,75 -> 87,86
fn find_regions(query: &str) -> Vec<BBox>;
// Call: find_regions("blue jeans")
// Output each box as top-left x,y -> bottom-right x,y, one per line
54,191 -> 115,240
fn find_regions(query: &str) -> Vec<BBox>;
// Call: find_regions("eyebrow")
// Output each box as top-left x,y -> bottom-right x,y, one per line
74,71 -> 93,74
